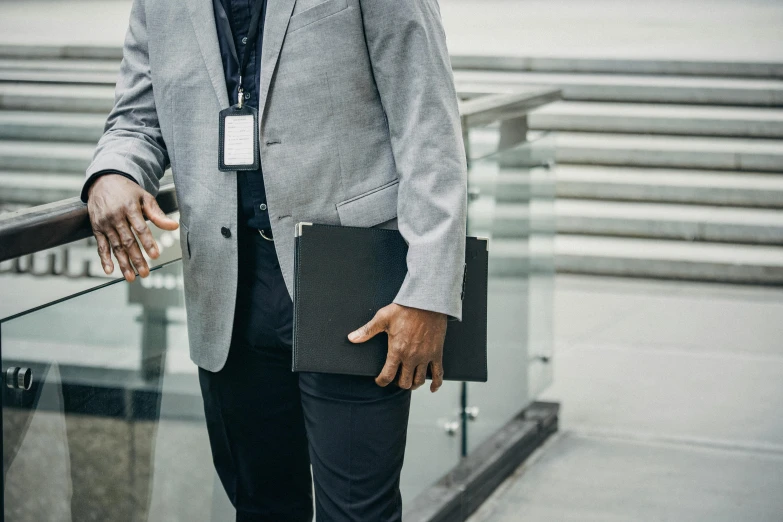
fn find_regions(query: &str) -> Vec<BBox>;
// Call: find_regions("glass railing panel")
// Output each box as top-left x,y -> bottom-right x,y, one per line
464,131 -> 556,453
0,212 -> 183,321
400,381 -> 463,503
525,132 -> 557,401
1,260 -> 232,521
1,256 -> 464,518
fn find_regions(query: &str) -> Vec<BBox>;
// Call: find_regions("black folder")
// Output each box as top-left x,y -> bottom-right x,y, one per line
292,222 -> 488,382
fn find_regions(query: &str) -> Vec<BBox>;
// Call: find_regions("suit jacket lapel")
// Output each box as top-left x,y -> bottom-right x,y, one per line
259,0 -> 297,118
185,0 -> 230,109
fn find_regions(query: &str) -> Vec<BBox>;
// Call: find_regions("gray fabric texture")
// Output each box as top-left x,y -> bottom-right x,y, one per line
84,0 -> 468,372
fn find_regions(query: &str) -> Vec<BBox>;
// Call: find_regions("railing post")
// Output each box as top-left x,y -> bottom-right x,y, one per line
461,114 -> 471,168
139,306 -> 168,382
497,115 -> 530,168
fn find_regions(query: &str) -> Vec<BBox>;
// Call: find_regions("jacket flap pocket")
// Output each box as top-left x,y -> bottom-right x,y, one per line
336,179 -> 398,227
288,0 -> 348,33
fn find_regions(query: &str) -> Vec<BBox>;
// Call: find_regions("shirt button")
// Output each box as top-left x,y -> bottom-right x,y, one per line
221,227 -> 231,238
259,203 -> 267,211
241,36 -> 248,45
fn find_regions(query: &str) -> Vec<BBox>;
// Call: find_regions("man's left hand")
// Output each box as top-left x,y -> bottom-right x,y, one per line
348,303 -> 447,392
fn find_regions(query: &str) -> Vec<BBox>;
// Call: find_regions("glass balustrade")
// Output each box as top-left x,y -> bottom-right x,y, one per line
1,261 -> 224,521
0,259 -> 463,520
464,126 -> 556,452
0,195 -> 182,320
1,92 -> 558,519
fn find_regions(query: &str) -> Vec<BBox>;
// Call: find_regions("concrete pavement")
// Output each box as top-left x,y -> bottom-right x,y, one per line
469,274 -> 783,521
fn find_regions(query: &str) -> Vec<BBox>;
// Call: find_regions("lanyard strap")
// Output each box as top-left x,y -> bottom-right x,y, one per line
238,0 -> 266,108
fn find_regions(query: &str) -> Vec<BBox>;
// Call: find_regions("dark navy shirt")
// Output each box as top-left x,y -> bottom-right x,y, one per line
213,0 -> 271,231
214,0 -> 293,349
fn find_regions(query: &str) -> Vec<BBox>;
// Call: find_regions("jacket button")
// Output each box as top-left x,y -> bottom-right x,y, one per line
221,227 -> 231,238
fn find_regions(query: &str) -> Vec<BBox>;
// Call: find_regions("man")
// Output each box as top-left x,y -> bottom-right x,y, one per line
82,0 -> 467,520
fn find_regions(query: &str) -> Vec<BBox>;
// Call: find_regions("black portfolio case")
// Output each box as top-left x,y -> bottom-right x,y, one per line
292,222 -> 488,382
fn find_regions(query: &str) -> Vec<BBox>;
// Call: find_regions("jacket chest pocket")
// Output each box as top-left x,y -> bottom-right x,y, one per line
335,179 -> 399,227
288,0 -> 348,33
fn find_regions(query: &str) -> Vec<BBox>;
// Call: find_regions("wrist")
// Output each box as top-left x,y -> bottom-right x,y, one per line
86,172 -> 133,200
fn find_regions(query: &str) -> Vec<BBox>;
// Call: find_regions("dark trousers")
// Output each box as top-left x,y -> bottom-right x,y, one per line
199,227 -> 412,522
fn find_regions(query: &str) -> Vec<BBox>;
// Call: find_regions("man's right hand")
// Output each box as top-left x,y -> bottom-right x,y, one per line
87,174 -> 179,282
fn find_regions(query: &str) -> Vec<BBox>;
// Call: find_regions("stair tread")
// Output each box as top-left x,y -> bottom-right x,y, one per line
555,132 -> 783,154
553,199 -> 783,226
533,101 -> 783,121
0,110 -> 106,125
0,70 -> 117,84
549,235 -> 783,264
454,70 -> 783,91
553,165 -> 783,188
0,171 -> 84,188
0,83 -> 114,98
0,140 -> 94,157
0,58 -> 119,72
450,55 -> 783,78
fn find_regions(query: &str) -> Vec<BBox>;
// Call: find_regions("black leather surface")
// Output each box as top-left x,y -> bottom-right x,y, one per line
293,223 -> 488,382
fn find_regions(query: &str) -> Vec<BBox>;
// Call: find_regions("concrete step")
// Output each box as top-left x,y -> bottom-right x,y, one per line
451,56 -> 783,79
0,111 -> 105,142
530,102 -> 783,138
0,44 -> 123,61
0,58 -> 119,74
553,165 -> 783,208
0,83 -> 114,113
0,171 -> 83,204
554,199 -> 783,245
0,140 -> 94,173
554,132 -> 783,172
454,71 -> 783,107
549,234 -> 783,284
469,198 -> 783,245
0,69 -> 117,85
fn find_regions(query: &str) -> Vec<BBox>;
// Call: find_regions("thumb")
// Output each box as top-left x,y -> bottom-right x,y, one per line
143,194 -> 179,231
348,309 -> 388,343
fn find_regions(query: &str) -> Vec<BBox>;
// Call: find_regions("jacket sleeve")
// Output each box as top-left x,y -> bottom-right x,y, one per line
80,0 -> 169,204
359,0 -> 468,321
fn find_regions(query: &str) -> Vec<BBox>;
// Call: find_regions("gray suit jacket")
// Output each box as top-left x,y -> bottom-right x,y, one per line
85,0 -> 468,372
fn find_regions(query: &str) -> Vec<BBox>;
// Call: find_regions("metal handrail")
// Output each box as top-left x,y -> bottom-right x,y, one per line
0,180 -> 177,263
458,86 -> 560,128
0,87 -> 559,263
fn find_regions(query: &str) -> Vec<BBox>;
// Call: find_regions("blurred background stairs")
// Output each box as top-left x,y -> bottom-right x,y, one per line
454,56 -> 783,284
1,44 -> 782,283
0,46 -> 120,207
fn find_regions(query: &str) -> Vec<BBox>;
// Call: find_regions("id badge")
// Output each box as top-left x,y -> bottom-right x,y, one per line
218,104 -> 260,171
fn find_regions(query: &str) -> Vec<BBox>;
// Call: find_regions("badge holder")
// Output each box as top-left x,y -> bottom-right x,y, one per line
219,90 -> 260,172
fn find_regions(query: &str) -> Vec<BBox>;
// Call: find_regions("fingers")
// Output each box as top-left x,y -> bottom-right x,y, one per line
397,363 -> 416,390
429,361 -> 445,393
115,221 -> 150,278
348,307 -> 389,343
143,194 -> 179,231
87,177 -> 172,280
94,231 -> 114,275
410,364 -> 428,391
104,228 -> 136,281
375,354 -> 400,387
127,204 -> 159,260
